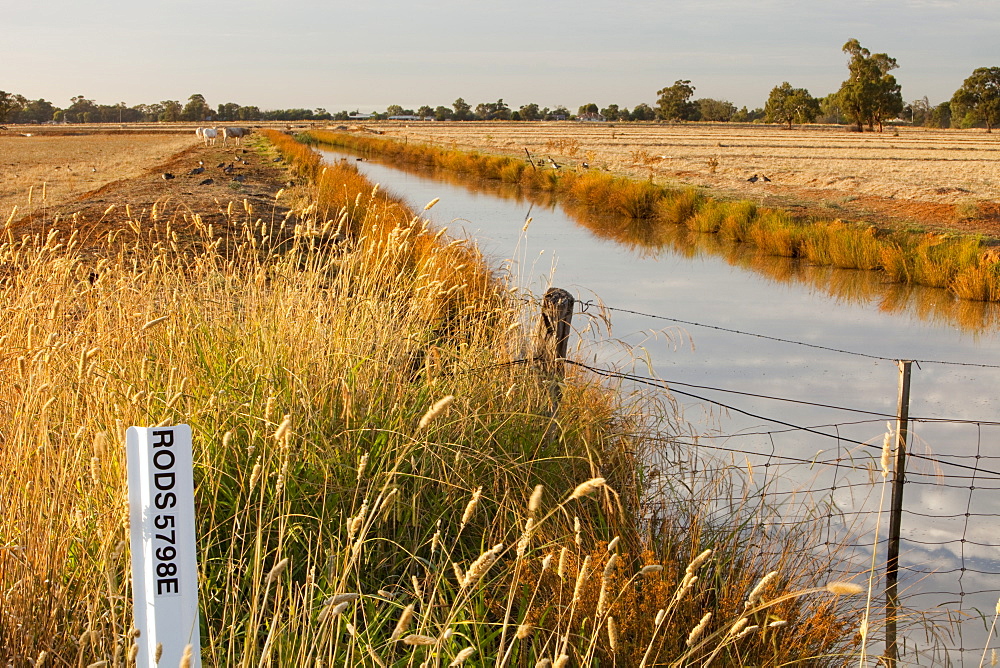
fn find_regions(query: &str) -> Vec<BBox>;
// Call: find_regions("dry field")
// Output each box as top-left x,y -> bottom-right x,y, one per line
373,121 -> 1000,235
0,132 -> 202,215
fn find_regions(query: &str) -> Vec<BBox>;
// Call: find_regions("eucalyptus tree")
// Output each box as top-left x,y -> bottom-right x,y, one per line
763,83 -> 820,128
656,80 -> 697,121
837,38 -> 902,132
952,67 -> 1000,132
518,103 -> 540,121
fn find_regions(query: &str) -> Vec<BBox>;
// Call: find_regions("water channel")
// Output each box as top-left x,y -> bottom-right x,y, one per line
319,147 -> 1000,664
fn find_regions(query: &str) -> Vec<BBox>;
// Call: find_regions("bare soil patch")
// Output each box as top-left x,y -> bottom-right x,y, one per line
3,132 -> 302,246
368,121 -> 1000,237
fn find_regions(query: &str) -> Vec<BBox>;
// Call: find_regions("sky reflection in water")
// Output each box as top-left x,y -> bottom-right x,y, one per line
321,149 -> 1000,661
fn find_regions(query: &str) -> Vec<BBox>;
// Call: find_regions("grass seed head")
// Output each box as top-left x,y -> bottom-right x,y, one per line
419,395 -> 454,429
449,647 -> 476,666
686,612 -> 712,647
528,484 -> 544,513
179,644 -> 193,668
825,581 -> 864,596
391,604 -> 415,641
266,557 -> 290,584
568,477 -> 606,501
745,570 -> 779,607
460,486 -> 482,528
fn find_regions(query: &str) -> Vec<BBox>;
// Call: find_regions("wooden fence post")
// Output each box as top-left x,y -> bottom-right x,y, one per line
884,360 -> 912,668
533,287 -> 574,411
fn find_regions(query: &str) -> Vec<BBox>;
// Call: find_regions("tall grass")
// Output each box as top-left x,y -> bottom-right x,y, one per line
0,133 -> 865,666
304,130 -> 1000,304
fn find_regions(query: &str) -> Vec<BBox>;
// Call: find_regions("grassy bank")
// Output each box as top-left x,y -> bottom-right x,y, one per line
0,131 -> 862,666
305,130 -> 1000,304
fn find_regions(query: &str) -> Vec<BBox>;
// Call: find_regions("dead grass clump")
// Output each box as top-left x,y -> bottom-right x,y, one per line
748,210 -> 804,258
717,201 -> 758,242
687,199 -> 726,233
803,221 -> 883,270
954,199 -> 983,222
655,188 -> 704,226
544,137 -> 581,157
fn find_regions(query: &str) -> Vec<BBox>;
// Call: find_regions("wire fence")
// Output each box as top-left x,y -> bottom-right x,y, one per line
523,293 -> 1000,665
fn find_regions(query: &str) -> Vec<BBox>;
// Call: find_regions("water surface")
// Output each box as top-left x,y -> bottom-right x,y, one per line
321,148 -> 1000,663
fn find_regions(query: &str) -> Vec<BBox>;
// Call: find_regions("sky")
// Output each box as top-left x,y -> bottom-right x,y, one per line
4,0 -> 999,114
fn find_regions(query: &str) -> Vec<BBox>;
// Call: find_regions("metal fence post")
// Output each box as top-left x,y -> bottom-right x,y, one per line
885,359 -> 912,667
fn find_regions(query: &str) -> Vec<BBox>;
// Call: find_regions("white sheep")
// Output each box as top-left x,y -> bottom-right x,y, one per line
201,127 -> 219,146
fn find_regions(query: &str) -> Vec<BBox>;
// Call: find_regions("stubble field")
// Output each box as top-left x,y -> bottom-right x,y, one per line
374,121 -> 1000,235
0,132 -> 200,215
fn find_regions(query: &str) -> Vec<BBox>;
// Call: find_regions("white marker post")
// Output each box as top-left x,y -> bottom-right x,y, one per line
126,424 -> 201,667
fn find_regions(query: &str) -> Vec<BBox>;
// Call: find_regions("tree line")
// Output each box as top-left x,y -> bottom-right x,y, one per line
2,40 -> 998,132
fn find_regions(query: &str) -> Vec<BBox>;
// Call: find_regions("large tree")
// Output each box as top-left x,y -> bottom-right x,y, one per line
656,80 -> 697,121
951,67 -> 1000,132
452,97 -> 472,121
696,98 -> 736,122
764,82 -> 820,129
0,91 -> 26,123
837,39 -> 903,132
519,103 -> 540,121
181,94 -> 211,122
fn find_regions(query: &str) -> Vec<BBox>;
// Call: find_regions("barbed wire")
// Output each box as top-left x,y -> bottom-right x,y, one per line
574,299 -> 1000,370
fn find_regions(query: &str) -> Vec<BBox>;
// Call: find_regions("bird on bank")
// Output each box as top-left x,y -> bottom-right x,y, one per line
547,156 -> 560,169
747,174 -> 759,183
162,173 -> 175,180
761,174 -> 772,182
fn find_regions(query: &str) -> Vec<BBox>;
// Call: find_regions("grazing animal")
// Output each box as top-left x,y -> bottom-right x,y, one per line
747,174 -> 759,183
195,128 -> 204,139
201,127 -> 219,146
221,127 -> 250,146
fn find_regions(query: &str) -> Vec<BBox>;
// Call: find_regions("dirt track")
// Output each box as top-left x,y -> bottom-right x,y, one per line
4,134 -> 302,246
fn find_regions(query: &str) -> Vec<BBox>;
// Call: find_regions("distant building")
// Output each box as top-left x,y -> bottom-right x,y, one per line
577,112 -> 606,122
348,113 -> 375,120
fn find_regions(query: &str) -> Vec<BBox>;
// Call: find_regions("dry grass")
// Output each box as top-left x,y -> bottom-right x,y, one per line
0,133 -> 198,214
0,131 -> 868,666
368,121 -> 1000,230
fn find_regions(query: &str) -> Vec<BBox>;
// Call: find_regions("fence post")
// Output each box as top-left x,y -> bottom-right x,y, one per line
884,360 -> 912,667
533,287 -> 574,411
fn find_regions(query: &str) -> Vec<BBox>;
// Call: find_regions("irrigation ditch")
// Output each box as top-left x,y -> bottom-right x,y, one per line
297,133 -> 1000,665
